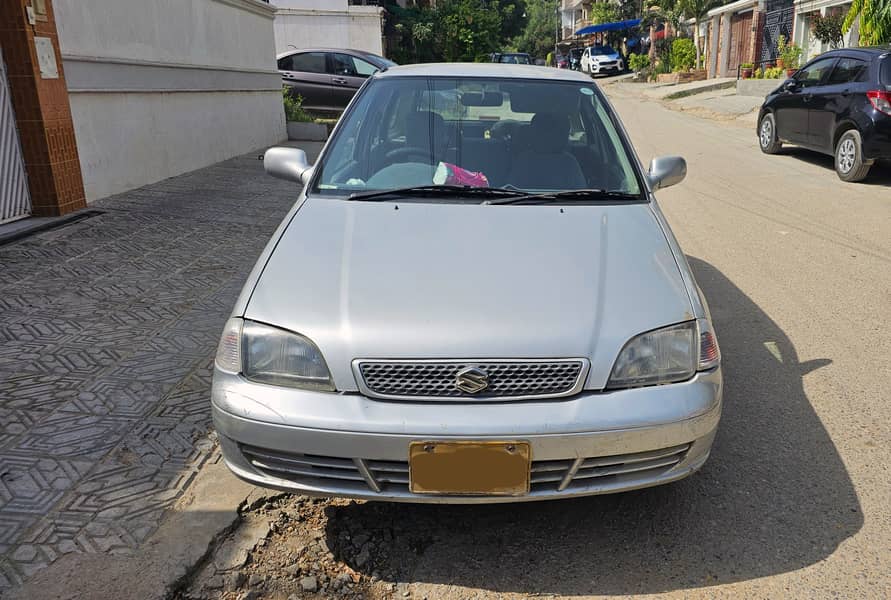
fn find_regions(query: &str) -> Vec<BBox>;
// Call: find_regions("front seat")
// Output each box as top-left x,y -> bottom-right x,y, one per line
385,111 -> 452,166
506,112 -> 586,190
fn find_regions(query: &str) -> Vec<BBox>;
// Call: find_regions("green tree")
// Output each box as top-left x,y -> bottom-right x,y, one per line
514,0 -> 559,60
843,0 -> 891,44
677,0 -> 719,69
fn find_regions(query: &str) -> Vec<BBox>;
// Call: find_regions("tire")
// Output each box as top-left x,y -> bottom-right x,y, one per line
758,113 -> 782,154
834,129 -> 872,182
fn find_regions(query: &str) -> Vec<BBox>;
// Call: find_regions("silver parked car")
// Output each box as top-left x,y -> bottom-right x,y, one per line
213,63 -> 722,503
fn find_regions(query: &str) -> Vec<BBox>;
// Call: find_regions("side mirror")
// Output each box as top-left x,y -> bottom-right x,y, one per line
648,156 -> 686,191
263,147 -> 314,185
783,79 -> 799,92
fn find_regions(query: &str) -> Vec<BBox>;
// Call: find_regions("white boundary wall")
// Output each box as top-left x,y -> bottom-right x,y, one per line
272,0 -> 384,56
55,0 -> 286,201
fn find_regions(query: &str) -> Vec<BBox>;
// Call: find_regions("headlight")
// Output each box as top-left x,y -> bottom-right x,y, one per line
607,321 -> 697,389
214,317 -> 334,391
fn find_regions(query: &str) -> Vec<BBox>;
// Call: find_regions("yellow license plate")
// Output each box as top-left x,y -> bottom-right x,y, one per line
409,441 -> 531,495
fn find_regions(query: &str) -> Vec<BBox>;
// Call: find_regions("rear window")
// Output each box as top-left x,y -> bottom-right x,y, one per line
883,56 -> 891,86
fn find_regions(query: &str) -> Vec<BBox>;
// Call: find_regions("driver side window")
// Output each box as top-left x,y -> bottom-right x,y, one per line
794,58 -> 837,88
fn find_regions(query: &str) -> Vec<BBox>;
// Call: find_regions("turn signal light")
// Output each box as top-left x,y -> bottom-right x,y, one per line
867,90 -> 891,116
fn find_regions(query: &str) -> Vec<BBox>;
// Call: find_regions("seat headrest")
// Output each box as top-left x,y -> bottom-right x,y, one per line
406,111 -> 449,152
531,113 -> 571,154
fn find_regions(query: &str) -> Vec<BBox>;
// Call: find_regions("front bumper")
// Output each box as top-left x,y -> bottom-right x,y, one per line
213,368 -> 722,503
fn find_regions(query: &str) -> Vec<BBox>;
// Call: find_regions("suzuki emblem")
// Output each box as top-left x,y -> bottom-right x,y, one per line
455,366 -> 489,394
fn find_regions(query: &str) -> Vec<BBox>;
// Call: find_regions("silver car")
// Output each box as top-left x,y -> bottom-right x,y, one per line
213,64 -> 722,503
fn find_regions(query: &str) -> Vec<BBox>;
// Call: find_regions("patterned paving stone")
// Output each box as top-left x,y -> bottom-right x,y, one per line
58,378 -> 170,418
0,454 -> 92,515
0,150 -> 297,591
11,412 -> 134,461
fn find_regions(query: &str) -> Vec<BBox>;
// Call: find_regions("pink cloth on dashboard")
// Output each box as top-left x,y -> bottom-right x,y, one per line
433,162 -> 489,187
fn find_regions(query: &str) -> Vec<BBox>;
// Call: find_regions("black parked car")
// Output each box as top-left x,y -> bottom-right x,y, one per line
758,47 -> 891,182
277,48 -> 396,113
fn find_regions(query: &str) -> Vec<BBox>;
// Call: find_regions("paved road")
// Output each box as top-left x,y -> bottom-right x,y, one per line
328,89 -> 891,599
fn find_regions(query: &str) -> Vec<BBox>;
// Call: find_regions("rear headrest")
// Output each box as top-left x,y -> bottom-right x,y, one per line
406,111 -> 449,152
530,113 -> 570,153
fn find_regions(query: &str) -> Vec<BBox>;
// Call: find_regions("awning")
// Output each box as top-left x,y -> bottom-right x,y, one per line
574,19 -> 642,36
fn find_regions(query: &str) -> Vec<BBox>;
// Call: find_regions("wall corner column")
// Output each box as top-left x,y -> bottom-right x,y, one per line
0,0 -> 85,217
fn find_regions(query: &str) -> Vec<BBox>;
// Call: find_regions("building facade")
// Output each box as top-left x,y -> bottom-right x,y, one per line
0,0 -> 286,217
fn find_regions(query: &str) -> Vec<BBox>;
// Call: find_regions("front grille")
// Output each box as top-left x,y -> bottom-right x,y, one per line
240,443 -> 690,495
354,359 -> 587,401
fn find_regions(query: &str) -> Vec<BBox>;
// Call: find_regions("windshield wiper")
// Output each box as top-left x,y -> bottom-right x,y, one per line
347,185 -> 526,202
484,189 -> 642,206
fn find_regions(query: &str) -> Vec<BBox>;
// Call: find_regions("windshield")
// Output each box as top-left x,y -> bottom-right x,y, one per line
570,49 -> 583,58
499,54 -> 531,64
314,77 -> 642,197
590,46 -> 617,56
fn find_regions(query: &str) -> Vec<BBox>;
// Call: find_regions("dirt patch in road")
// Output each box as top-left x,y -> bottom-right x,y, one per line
176,494 -> 433,600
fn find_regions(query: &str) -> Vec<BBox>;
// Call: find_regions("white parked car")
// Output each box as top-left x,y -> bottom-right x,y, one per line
213,63 -> 722,503
582,44 -> 625,76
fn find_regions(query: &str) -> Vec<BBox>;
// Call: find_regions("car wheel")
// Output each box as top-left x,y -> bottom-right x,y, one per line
758,113 -> 782,154
834,129 -> 871,182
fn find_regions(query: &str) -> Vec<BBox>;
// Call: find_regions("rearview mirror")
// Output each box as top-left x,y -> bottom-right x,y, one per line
648,156 -> 686,191
263,147 -> 314,185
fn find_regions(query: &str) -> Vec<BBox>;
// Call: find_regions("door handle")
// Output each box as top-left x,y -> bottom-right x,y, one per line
332,77 -> 348,85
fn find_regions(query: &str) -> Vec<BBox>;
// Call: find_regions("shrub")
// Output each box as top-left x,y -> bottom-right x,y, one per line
811,13 -> 845,49
741,62 -> 754,69
763,66 -> 785,79
754,67 -> 764,78
628,53 -> 651,73
670,38 -> 696,72
282,89 -> 314,123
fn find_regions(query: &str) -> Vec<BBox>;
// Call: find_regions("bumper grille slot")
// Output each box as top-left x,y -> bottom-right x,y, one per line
355,359 -> 587,401
240,443 -> 690,496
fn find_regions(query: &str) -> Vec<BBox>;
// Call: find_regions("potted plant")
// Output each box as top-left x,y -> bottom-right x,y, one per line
776,35 -> 802,76
740,62 -> 754,79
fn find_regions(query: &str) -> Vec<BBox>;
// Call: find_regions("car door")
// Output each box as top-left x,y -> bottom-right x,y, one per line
773,57 -> 836,144
329,53 -> 378,109
808,57 -> 870,151
282,52 -> 332,111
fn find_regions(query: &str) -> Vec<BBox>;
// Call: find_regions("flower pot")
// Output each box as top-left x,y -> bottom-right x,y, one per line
776,58 -> 785,69
786,68 -> 797,77
741,68 -> 753,79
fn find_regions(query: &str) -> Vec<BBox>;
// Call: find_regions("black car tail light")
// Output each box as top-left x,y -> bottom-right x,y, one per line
867,90 -> 891,116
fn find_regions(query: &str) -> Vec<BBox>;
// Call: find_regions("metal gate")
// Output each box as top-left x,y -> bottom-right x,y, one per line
761,0 -> 794,64
0,46 -> 32,224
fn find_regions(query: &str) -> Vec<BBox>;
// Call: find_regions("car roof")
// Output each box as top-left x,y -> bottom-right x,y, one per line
374,62 -> 595,83
821,46 -> 890,58
276,48 -> 384,60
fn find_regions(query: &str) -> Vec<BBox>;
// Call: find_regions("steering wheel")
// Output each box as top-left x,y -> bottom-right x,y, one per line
384,146 -> 435,165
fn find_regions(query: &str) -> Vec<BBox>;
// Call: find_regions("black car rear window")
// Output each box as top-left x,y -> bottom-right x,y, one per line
883,56 -> 891,86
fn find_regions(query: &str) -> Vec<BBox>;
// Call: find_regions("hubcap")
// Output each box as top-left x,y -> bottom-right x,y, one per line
760,119 -> 772,148
837,138 -> 856,173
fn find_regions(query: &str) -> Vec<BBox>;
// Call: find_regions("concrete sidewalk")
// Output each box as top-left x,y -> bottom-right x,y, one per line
609,78 -> 763,125
0,144 -> 320,593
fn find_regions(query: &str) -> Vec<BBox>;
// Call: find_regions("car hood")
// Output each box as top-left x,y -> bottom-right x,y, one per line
593,53 -> 620,61
245,198 -> 693,391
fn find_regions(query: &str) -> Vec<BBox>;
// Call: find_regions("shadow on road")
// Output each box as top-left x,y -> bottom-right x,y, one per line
324,257 -> 861,595
781,147 -> 891,187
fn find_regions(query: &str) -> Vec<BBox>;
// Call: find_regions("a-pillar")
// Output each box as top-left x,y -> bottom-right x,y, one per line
0,0 -> 85,217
